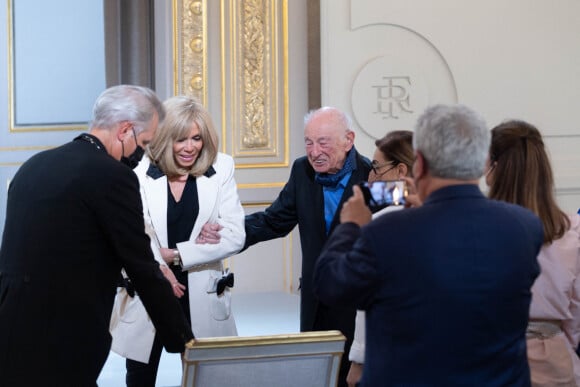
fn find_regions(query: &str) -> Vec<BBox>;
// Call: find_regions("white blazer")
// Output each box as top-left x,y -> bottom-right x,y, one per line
111,153 -> 245,362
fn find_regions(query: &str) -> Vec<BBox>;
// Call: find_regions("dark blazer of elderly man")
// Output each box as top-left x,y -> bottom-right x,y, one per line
244,106 -> 371,387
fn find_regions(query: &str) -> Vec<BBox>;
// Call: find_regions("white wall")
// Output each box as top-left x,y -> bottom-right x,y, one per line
320,0 -> 580,213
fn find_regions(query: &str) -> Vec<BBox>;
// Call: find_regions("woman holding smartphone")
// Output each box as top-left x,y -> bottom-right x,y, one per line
347,130 -> 414,387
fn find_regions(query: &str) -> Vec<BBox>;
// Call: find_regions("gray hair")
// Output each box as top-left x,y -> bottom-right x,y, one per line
89,85 -> 165,134
303,106 -> 353,133
413,104 -> 489,180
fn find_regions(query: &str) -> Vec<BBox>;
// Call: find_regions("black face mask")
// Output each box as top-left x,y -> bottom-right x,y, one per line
121,145 -> 145,169
120,128 -> 145,169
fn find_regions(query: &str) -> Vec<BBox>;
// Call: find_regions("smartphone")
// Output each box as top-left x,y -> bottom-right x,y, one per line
358,180 -> 408,212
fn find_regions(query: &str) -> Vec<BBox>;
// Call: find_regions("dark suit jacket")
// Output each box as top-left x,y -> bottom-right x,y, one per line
245,151 -> 371,333
314,184 -> 543,387
0,135 -> 193,385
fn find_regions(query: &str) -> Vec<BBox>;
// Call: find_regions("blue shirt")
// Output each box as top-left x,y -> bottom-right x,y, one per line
322,172 -> 352,234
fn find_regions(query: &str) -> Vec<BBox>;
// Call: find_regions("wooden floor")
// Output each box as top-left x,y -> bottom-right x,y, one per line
97,291 -> 300,387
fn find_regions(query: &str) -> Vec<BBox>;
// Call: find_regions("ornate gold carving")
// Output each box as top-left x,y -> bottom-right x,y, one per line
190,1 -> 202,14
221,0 -> 289,167
190,74 -> 204,90
189,37 -> 203,53
175,0 -> 207,104
241,0 -> 269,148
176,0 -> 288,166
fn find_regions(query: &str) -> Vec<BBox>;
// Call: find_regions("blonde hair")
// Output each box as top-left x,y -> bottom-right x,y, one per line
147,96 -> 218,178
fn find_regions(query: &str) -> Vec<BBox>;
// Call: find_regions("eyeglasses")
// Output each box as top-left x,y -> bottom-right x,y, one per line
371,160 -> 396,176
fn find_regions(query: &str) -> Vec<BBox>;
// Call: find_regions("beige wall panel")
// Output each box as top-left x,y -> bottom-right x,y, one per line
228,205 -> 301,295
321,0 -> 580,213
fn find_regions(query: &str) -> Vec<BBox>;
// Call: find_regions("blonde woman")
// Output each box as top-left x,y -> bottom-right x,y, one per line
112,96 -> 245,386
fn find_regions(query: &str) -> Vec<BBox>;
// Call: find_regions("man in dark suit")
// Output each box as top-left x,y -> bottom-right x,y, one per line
0,85 -> 194,386
314,104 -> 544,387
243,106 -> 371,387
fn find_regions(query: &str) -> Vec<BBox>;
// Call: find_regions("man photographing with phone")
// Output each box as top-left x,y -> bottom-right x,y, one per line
314,104 -> 543,387
342,129 -> 414,386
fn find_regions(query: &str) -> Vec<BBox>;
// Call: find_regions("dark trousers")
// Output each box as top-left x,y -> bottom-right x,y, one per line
126,334 -> 164,387
126,268 -> 190,387
313,303 -> 355,387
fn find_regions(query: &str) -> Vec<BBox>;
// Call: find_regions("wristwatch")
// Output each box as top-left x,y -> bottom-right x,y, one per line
172,249 -> 181,267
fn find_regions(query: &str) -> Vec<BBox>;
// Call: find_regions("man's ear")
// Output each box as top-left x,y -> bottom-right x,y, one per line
116,121 -> 133,141
413,151 -> 427,180
345,130 -> 355,150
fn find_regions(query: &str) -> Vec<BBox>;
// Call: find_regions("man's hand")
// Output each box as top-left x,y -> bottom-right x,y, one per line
340,185 -> 372,226
403,176 -> 422,208
196,222 -> 223,244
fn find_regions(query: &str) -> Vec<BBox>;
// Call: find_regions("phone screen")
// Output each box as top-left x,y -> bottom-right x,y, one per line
358,180 -> 407,212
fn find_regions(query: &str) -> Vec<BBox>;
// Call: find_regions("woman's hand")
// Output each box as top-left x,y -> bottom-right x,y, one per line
159,264 -> 186,298
347,362 -> 363,387
196,222 -> 223,244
